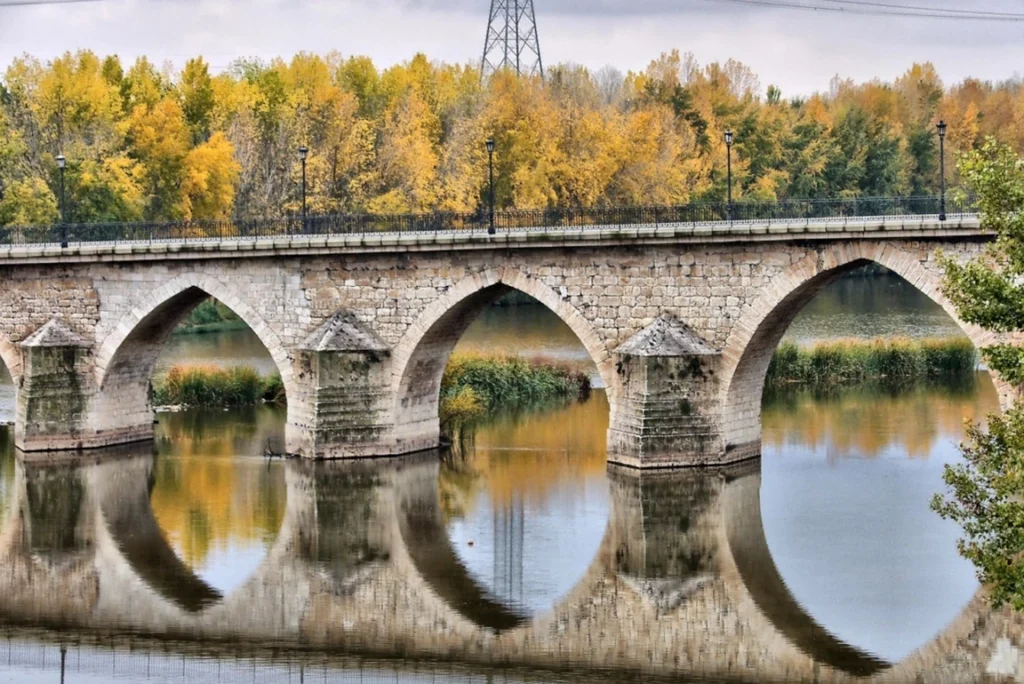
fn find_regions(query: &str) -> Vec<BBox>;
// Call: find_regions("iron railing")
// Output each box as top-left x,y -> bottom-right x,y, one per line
0,195 -> 978,247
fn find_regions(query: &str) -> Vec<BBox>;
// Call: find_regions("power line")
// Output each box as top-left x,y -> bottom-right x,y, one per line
822,0 -> 1024,18
698,0 -> 1024,20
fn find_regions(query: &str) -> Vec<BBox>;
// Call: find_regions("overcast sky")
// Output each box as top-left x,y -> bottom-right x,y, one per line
0,0 -> 1021,96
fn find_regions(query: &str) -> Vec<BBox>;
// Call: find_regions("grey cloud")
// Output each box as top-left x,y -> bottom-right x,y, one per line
0,0 -> 1021,96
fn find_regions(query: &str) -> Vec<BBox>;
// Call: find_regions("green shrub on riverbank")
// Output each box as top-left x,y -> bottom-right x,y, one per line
767,337 -> 977,388
176,299 -> 247,335
152,364 -> 284,407
440,354 -> 590,428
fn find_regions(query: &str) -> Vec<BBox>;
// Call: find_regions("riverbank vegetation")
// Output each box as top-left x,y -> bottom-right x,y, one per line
767,337 -> 976,388
439,354 -> 590,430
1,51 -> 1021,226
930,140 -> 1024,611
152,364 -> 284,408
176,299 -> 246,335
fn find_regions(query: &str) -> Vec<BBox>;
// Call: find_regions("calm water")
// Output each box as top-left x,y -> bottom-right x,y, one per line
0,272 -> 1002,682
782,272 -> 964,344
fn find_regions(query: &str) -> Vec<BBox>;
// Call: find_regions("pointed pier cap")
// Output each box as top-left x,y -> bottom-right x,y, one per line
300,312 -> 390,354
616,316 -> 719,357
20,318 -> 89,348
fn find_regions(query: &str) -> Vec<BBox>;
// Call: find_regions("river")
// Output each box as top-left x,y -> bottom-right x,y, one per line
0,271 -> 1002,682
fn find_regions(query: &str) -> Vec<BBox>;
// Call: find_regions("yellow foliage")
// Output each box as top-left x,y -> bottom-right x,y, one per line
149,412 -> 286,567
6,49 -> 1024,226
182,132 -> 240,220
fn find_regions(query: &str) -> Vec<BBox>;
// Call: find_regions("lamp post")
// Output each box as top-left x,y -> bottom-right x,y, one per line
937,120 -> 947,222
724,130 -> 734,221
486,137 -> 495,235
56,154 -> 67,248
298,145 -> 308,234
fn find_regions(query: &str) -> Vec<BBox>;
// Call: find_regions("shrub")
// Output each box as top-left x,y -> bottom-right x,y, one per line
439,353 -> 590,430
152,364 -> 286,407
766,337 -> 977,388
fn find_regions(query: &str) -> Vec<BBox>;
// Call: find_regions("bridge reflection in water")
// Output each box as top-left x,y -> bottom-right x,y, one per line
0,442 -> 1017,684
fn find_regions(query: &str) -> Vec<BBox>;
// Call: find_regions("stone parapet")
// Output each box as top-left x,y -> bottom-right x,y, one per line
0,215 -> 985,266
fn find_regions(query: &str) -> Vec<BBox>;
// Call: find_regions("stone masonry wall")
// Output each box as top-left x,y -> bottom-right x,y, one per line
0,234 -> 994,465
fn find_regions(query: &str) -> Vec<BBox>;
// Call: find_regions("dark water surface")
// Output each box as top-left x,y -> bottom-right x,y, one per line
0,272 -> 1003,682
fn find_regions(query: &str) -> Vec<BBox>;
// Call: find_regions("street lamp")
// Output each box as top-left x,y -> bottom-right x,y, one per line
486,137 -> 495,235
298,145 -> 309,234
937,120 -> 947,222
56,154 -> 67,248
724,130 -> 734,221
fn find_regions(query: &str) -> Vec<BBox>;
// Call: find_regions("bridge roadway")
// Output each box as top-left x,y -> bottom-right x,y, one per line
0,211 -> 1009,467
0,447 -> 1019,682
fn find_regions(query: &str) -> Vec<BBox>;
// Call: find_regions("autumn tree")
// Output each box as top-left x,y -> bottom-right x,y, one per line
125,97 -> 190,219
180,57 -> 215,144
181,132 -> 240,220
3,50 -> 1024,227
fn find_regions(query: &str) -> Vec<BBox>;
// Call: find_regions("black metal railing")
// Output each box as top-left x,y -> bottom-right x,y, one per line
0,195 -> 978,247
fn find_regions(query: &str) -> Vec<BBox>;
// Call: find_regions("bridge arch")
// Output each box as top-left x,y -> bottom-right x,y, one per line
0,335 -> 21,426
92,273 -> 296,442
0,337 -> 22,388
389,268 -> 617,453
719,242 -> 1000,451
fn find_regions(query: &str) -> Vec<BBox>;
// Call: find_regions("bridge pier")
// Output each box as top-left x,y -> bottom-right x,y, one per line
286,313 -> 394,459
15,319 -> 96,453
608,317 -> 734,469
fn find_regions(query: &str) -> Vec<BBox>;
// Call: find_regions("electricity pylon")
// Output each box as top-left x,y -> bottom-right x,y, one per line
481,0 -> 544,80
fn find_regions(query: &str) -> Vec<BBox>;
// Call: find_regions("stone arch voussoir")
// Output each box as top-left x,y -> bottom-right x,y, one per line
0,337 -> 22,387
390,267 -> 617,397
94,273 -> 294,392
388,268 -> 618,453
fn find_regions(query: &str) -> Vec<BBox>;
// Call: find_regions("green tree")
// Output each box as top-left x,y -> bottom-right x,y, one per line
180,57 -> 215,144
64,157 -> 145,223
932,138 -> 1024,609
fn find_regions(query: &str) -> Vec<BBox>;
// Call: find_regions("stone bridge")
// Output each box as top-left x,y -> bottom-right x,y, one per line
0,214 -> 1004,467
0,447 -> 1021,682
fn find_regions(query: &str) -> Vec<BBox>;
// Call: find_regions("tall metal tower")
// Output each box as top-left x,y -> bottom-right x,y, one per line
481,0 -> 544,80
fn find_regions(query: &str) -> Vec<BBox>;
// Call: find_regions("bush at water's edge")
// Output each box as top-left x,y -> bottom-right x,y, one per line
440,353 -> 591,431
152,364 -> 285,408
152,355 -> 588,419
767,337 -> 977,389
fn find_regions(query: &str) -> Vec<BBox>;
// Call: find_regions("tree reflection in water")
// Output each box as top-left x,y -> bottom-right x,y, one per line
0,379 -> 1005,682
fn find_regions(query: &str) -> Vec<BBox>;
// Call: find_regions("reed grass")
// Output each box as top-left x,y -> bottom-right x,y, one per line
152,364 -> 285,408
440,353 -> 591,428
767,337 -> 977,388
